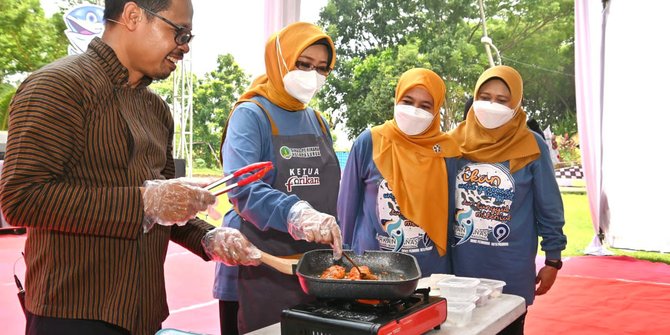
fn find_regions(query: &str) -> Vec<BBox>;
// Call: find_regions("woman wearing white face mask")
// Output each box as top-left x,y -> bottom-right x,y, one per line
449,65 -> 566,335
337,68 -> 461,277
213,22 -> 342,334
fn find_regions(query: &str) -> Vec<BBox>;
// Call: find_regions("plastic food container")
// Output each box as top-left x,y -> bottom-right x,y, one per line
446,301 -> 476,326
437,276 -> 480,301
478,278 -> 506,298
418,273 -> 455,296
475,285 -> 493,307
428,273 -> 455,289
455,294 -> 478,304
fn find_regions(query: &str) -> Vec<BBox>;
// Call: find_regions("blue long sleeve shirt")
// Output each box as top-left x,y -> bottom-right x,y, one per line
449,133 -> 567,305
337,129 -> 459,277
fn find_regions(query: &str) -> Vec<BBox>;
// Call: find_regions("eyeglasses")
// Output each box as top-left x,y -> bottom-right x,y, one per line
137,4 -> 194,45
295,60 -> 332,76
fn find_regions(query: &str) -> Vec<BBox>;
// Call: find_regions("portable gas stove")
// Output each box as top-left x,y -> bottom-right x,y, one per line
280,288 -> 447,335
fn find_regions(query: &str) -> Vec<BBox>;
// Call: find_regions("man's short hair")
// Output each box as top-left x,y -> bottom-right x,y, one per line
104,0 -> 172,21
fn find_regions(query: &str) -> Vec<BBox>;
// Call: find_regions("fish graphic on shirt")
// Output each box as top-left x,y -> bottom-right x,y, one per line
381,218 -> 405,252
455,208 -> 474,246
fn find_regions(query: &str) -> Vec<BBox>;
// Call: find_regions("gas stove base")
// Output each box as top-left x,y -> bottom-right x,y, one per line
280,289 -> 447,335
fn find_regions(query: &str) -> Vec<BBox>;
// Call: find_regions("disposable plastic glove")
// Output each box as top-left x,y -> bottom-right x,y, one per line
287,201 -> 343,260
142,179 -> 216,232
177,176 -> 224,221
202,227 -> 262,266
177,176 -> 220,188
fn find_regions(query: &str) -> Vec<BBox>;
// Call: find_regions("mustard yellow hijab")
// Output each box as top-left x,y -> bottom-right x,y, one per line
450,65 -> 539,173
370,68 -> 461,256
239,21 -> 336,111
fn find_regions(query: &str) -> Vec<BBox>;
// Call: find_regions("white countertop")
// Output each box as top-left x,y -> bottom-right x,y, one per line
246,293 -> 526,335
429,294 -> 526,335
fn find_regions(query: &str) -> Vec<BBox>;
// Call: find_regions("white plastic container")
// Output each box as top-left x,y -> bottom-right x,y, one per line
475,285 -> 493,307
455,294 -> 478,304
446,301 -> 476,326
418,273 -> 455,296
437,276 -> 480,301
478,278 -> 506,298
428,273 -> 455,289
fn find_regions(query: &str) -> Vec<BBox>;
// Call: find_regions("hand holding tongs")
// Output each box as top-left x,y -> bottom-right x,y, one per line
206,161 -> 273,196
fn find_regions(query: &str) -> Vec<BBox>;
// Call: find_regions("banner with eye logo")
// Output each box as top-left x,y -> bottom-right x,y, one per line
63,4 -> 105,55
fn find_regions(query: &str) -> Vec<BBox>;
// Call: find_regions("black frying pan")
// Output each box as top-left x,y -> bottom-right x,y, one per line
294,249 -> 422,299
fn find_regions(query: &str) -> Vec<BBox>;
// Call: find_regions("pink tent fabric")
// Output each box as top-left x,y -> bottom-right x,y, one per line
263,0 -> 301,40
574,0 -> 610,255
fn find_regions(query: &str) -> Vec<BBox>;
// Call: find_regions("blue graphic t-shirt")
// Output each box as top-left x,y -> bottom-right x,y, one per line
337,129 -> 459,277
449,134 -> 567,306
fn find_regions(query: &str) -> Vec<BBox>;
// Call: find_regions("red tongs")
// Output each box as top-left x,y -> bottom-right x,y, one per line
206,161 -> 274,196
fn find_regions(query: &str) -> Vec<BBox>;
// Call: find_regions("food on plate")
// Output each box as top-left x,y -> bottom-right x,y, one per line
320,265 -> 378,280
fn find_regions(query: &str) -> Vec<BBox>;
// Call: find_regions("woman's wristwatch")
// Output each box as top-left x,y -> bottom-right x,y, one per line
544,259 -> 563,270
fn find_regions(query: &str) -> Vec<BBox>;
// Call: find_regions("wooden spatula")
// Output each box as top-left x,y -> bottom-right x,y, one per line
259,251 -> 299,275
342,252 -> 369,279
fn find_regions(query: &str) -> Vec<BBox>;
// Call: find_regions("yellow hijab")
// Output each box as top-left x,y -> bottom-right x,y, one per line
239,21 -> 336,111
370,68 -> 461,256
450,65 -> 539,173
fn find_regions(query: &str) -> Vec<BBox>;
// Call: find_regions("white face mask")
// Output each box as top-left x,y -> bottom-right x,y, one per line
283,70 -> 327,104
394,104 -> 435,136
472,100 -> 516,129
275,35 -> 326,104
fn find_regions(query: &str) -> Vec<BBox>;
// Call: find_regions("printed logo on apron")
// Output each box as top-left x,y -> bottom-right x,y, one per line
285,167 -> 321,192
375,179 -> 434,253
279,145 -> 322,159
279,146 -> 293,159
454,163 -> 515,247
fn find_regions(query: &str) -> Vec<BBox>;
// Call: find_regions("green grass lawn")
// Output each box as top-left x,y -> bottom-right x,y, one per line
561,192 -> 670,265
192,167 -> 221,177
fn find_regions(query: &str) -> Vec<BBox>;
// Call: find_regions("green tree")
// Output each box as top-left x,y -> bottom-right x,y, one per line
483,0 -> 575,133
150,55 -> 249,169
0,0 -> 68,82
0,0 -> 68,129
318,0 -> 575,140
325,43 -> 434,139
318,0 -> 487,138
0,83 -> 16,129
192,54 -> 249,168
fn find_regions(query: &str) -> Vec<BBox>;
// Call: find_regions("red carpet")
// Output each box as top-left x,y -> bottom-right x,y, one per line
0,234 -> 219,335
527,256 -> 670,335
556,255 -> 670,283
161,245 -> 218,334
0,235 -> 28,335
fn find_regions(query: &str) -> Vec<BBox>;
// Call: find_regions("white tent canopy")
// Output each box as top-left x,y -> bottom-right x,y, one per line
576,0 -> 670,253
